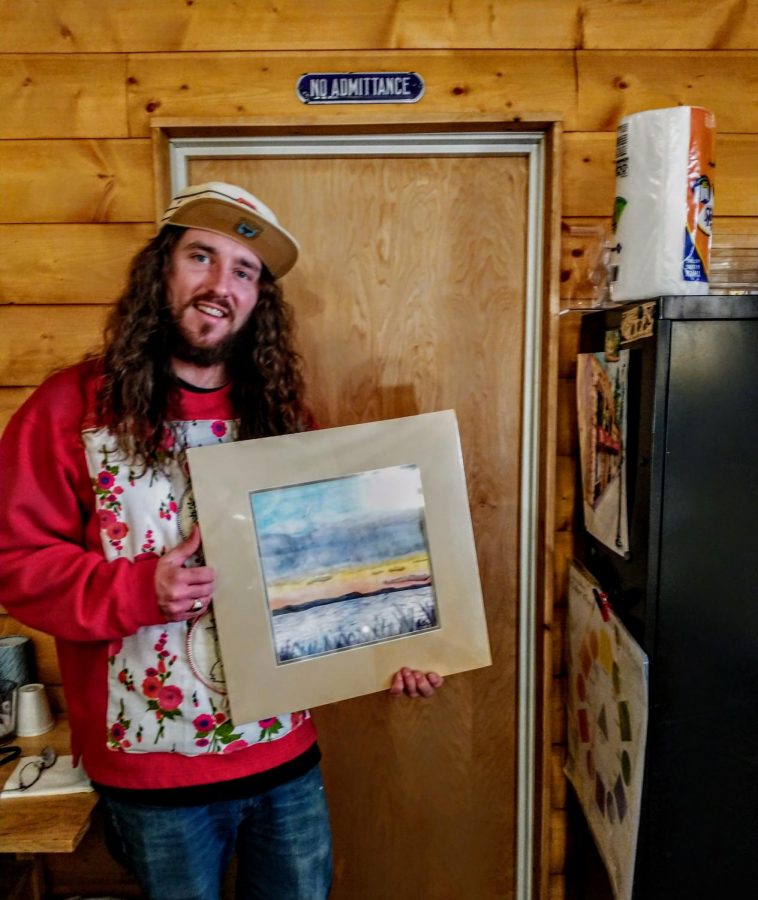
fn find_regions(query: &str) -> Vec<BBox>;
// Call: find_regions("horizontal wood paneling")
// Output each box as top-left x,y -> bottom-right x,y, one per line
0,56 -> 127,138
126,51 -> 578,137
564,132 -> 758,217
0,140 -> 153,223
0,388 -> 34,432
0,223 -> 152,304
2,49 -> 754,143
581,0 -> 758,50
577,50 -> 758,132
5,1 -> 758,54
0,305 -> 107,385
0,0 -> 581,52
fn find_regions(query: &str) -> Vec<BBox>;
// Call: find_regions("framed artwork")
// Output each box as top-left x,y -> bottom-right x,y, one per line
187,410 -> 491,724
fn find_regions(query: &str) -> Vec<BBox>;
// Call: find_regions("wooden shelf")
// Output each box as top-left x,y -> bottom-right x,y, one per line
0,718 -> 98,854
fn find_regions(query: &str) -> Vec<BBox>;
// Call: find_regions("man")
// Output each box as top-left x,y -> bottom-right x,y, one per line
0,182 -> 442,900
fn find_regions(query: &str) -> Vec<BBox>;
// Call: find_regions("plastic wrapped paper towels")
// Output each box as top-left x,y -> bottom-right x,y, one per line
609,106 -> 715,302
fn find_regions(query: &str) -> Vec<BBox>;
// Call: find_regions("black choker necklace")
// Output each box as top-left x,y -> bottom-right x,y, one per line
175,377 -> 228,394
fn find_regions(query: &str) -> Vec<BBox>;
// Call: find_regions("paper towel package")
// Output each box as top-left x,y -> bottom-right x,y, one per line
609,106 -> 715,302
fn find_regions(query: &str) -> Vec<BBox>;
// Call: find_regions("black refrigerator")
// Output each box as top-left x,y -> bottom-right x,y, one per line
571,294 -> 758,899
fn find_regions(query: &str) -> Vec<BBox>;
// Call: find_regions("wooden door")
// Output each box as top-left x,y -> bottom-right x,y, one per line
190,152 -> 529,899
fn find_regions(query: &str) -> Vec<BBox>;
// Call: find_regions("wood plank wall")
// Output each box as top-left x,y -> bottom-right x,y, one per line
1,2 -> 756,898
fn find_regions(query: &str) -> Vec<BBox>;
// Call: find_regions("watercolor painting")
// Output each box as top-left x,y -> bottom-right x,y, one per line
250,464 -> 439,665
187,410 -> 491,722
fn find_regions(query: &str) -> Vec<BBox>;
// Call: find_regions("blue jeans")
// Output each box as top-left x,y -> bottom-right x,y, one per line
104,765 -> 332,900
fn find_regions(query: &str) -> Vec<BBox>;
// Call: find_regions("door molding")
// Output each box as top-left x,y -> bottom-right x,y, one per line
160,125 -> 557,900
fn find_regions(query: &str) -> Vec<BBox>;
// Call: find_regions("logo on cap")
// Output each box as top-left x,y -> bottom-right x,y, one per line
236,220 -> 260,240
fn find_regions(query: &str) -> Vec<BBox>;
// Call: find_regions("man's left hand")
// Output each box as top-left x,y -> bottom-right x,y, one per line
389,667 -> 444,699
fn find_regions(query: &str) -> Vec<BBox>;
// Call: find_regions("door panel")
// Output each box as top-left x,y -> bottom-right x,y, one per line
190,152 -> 528,899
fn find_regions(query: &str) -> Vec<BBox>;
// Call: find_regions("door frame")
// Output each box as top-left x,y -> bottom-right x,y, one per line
152,117 -> 560,900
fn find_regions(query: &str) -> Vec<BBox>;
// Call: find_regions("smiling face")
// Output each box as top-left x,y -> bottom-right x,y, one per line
166,228 -> 264,374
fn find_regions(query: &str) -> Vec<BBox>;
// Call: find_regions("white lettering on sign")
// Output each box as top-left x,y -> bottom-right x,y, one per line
298,72 -> 423,103
305,74 -> 415,102
308,78 -> 329,100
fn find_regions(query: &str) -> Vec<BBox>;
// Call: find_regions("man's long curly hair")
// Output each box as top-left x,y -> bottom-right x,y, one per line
97,225 -> 310,472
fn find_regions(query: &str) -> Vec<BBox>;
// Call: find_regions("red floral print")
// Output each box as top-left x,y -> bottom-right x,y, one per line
222,739 -> 249,754
142,675 -> 161,699
106,520 -> 129,541
98,509 -> 117,528
158,685 -> 183,711
258,717 -> 284,741
191,700 -> 243,753
97,471 -> 115,490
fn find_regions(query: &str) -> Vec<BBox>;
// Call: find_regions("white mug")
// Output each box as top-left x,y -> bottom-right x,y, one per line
15,683 -> 54,737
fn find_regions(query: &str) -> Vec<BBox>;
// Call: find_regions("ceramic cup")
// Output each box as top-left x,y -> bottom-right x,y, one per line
15,683 -> 54,737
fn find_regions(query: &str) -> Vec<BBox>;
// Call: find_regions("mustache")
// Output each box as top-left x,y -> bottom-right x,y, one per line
182,291 -> 232,315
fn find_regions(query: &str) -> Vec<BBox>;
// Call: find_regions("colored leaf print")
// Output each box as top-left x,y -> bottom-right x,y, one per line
117,667 -> 135,692
108,699 -> 132,750
140,528 -> 156,556
159,492 -> 178,520
258,717 -> 284,742
141,631 -> 184,742
191,701 -> 243,752
92,459 -> 128,551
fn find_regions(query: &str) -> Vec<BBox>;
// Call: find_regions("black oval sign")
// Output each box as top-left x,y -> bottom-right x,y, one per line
297,72 -> 425,105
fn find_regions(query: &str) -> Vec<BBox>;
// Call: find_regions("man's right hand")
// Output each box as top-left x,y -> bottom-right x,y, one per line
154,526 -> 216,621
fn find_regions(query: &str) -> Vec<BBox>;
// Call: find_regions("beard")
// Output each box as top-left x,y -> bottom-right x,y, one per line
167,319 -> 240,366
166,296 -> 247,367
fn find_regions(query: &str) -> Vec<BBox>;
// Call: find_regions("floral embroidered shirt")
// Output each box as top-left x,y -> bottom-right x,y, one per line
0,360 -> 317,789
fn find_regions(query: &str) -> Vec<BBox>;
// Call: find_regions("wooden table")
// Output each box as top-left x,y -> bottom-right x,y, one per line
0,717 -> 98,898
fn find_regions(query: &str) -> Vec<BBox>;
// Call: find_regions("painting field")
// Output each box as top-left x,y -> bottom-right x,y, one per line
250,465 -> 439,664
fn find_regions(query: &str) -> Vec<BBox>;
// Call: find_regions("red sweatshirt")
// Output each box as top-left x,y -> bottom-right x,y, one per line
0,360 -> 316,788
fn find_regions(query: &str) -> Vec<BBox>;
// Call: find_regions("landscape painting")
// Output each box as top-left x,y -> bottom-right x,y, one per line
250,464 -> 439,665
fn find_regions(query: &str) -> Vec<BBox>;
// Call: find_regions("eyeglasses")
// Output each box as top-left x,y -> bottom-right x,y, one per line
4,746 -> 57,792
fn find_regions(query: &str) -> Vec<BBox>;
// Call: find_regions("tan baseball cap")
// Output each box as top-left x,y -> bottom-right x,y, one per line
160,182 -> 299,278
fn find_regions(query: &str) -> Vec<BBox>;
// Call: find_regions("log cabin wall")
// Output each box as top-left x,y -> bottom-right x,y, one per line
0,2 -> 756,898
